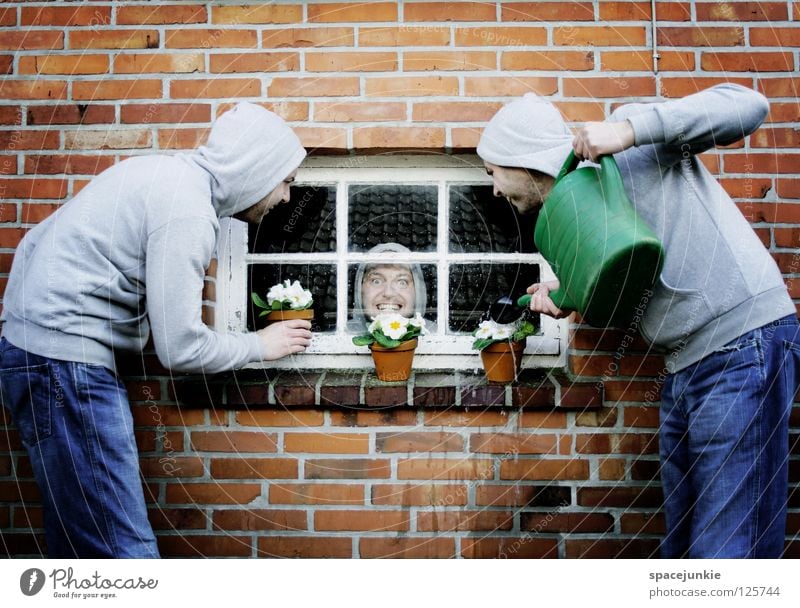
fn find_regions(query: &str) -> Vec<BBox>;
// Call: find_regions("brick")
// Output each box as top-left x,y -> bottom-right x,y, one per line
574,407 -> 617,427
166,483 -> 261,505
554,26 -> 646,46
598,1 -> 691,21
777,180 -> 800,200
0,80 -> 67,100
210,52 -> 299,73
0,54 -> 9,74
502,50 -> 594,71
719,178 -> 773,199
165,29 -> 257,49
18,55 -> 108,75
519,411 -> 568,428
520,511 -> 614,533
599,457 -> 627,480
460,384 -> 505,407
121,103 -> 211,125
0,156 -> 16,177
0,106 -> 22,125
331,409 -> 417,426
27,104 -> 114,126
0,30 -> 63,51
759,78 -> 800,99
258,536 -> 352,558
657,27 -> 744,47
397,458 -> 493,480
140,456 -> 203,478
314,101 -> 406,122
500,459 -> 590,480
464,76 -> 558,97
70,30 -> 158,50
578,485 -> 663,508
403,51 -> 495,71
371,483 -> 468,506
418,510 -> 513,532
22,6 -> 111,26
752,128 -> 800,148
377,431 -> 463,453
190,431 -> 278,453
117,5 -> 207,25
365,76 -> 458,97
308,3 -> 398,23
159,535 -> 252,557
413,101 -> 502,122
268,77 -> 360,97
307,51 -> 397,72
620,513 -> 665,535
470,433 -> 560,455
73,80 -> 162,101
423,410 -> 509,426
115,53 -> 205,74
576,433 -> 658,455
24,155 -> 114,176
360,537 -> 455,558
566,538 -> 660,559
564,77 -> 656,98
157,127 -> 209,150
739,202 -> 800,222
235,409 -> 324,427
503,2 -> 593,21
284,432 -> 369,454
695,2 -> 786,21
451,127 -> 481,149
212,5 -> 303,24
461,537 -> 558,559
702,52 -> 794,73
511,383 -> 557,408
170,78 -> 260,99
354,126 -> 445,150
359,26 -> 449,46
315,510 -> 409,531
269,483 -> 363,505
293,126 -> 348,151
0,8 -> 15,27
215,100 -> 308,121
263,26 -> 353,49
455,26 -> 547,46
407,2 -> 496,21
0,179 -> 67,200
210,458 -> 298,479
212,509 -> 306,531
305,458 -> 391,479
751,28 -> 800,48
602,50 -> 694,71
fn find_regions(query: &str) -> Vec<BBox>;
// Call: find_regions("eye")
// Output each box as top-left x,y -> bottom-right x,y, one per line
396,279 -> 409,289
369,277 -> 384,286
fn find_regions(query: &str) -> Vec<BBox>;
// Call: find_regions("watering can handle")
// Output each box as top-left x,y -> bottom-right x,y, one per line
556,151 -> 627,209
516,289 -> 576,314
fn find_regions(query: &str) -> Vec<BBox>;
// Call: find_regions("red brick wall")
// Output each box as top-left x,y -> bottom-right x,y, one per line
1,1 -> 798,558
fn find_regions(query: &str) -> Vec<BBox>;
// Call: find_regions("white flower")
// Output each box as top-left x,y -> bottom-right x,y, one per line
475,320 -> 496,339
492,325 -> 512,340
375,313 -> 409,340
267,280 -> 312,309
266,283 -> 286,306
368,318 -> 379,333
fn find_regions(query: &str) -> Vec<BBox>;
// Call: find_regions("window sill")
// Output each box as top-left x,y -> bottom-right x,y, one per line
171,370 -> 603,410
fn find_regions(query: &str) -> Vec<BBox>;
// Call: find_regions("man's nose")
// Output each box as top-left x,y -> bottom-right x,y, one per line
493,185 -> 502,198
282,185 -> 291,204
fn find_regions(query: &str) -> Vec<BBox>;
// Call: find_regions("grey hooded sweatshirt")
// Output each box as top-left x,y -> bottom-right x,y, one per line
1,103 -> 306,374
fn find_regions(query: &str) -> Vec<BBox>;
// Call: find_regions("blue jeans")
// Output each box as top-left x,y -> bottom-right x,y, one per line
0,337 -> 159,558
660,315 -> 800,558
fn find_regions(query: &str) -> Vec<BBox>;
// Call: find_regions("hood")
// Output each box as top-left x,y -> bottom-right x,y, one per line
477,92 -> 572,178
187,102 -> 306,218
351,243 -> 427,330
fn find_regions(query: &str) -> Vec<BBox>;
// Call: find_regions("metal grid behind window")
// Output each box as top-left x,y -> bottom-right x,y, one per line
218,157 -> 567,370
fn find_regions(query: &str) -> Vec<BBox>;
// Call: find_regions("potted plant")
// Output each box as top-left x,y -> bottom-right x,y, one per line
251,279 -> 314,325
472,317 -> 537,383
352,313 -> 427,382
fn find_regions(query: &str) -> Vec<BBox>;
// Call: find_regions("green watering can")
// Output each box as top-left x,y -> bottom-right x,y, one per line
518,151 -> 664,327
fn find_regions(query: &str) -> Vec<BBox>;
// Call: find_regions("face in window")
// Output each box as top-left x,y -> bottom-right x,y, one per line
361,265 -> 416,319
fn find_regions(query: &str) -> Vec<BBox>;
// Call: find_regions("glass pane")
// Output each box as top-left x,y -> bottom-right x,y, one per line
348,185 -> 437,252
449,263 -> 540,333
248,185 -> 336,254
449,185 -> 538,254
248,264 -> 336,332
347,263 -> 438,333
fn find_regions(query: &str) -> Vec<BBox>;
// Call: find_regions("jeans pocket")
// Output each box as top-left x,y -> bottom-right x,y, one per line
0,363 -> 53,446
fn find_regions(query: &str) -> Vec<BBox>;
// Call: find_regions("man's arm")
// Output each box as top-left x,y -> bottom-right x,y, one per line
145,218 -> 311,374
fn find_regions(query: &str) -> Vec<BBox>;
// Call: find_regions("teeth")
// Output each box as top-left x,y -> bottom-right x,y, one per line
377,304 -> 400,311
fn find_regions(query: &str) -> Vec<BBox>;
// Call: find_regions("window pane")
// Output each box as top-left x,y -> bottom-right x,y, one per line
347,263 -> 438,332
449,185 -> 538,254
248,264 -> 336,332
248,185 -> 336,254
448,263 -> 540,333
348,185 -> 437,252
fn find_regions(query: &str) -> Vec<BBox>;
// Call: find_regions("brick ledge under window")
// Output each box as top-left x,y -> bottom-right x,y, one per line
170,370 -> 603,410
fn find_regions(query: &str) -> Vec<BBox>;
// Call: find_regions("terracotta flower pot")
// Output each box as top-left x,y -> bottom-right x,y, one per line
480,340 -> 526,383
263,308 -> 314,324
369,338 -> 418,382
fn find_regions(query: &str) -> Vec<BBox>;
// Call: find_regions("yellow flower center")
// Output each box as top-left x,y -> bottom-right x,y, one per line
389,321 -> 402,331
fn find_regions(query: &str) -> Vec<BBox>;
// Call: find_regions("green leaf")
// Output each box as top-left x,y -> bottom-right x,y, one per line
258,310 -> 269,318
374,332 -> 401,349
271,300 -> 284,311
352,334 -> 374,347
472,338 -> 495,351
251,292 -> 270,310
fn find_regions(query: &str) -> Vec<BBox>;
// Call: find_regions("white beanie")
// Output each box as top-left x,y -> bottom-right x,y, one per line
477,93 -> 572,178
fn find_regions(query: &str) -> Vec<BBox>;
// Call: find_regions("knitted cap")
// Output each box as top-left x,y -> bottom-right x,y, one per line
477,93 -> 572,178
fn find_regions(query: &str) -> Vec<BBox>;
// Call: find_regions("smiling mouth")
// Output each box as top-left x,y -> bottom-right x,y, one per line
376,303 -> 403,312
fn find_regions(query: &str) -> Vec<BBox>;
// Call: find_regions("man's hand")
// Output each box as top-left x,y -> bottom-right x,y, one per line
572,120 -> 635,162
526,280 -> 570,319
256,319 -> 312,360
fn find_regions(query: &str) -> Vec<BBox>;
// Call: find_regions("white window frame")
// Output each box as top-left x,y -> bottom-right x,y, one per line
216,155 -> 568,370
